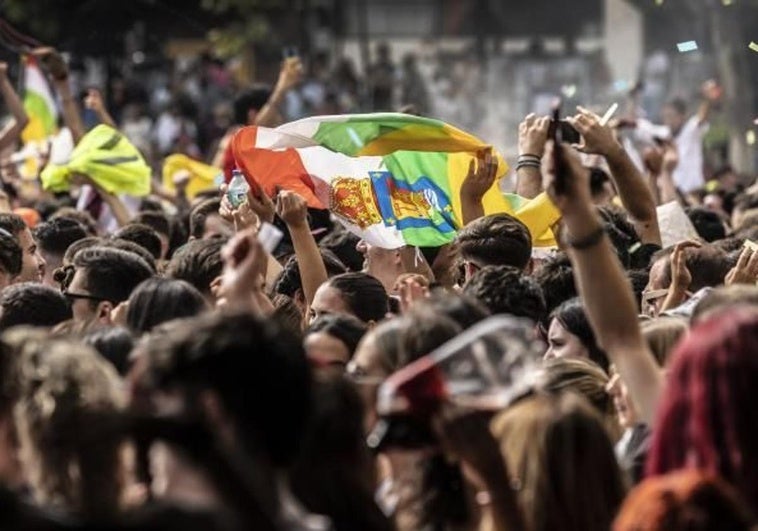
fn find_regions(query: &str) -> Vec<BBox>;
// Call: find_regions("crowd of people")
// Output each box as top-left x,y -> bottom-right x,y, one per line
0,36 -> 754,531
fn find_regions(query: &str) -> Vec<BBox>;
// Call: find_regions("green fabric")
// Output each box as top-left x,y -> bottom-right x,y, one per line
41,125 -> 151,196
23,91 -> 55,134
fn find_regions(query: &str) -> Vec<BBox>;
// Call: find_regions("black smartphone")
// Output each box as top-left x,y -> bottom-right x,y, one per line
282,46 -> 299,59
558,120 -> 581,144
551,102 -> 568,195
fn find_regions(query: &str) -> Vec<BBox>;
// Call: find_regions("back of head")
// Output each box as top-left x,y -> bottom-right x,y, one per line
83,327 -> 135,376
327,272 -> 389,323
491,393 -> 625,531
289,378 -> 393,531
319,229 -> 363,272
370,308 -> 462,375
657,244 -> 731,292
463,264 -> 546,324
412,290 -> 490,329
456,214 -> 532,271
551,297 -> 608,371
126,278 -> 208,334
73,247 -> 154,305
614,470 -> 755,531
686,207 -> 727,243
597,205 -> 639,268
538,357 -> 617,439
133,211 -> 171,240
146,311 -> 311,467
691,285 -> 758,325
647,308 -> 758,508
113,223 -> 163,260
189,199 -> 223,240
34,217 -> 88,258
0,213 -> 27,239
0,232 -> 22,278
640,317 -> 688,366
103,239 -> 157,273
0,283 -> 72,331
50,208 -> 98,236
275,251 -> 347,299
233,86 -> 272,125
62,236 -> 103,266
14,337 -> 125,517
533,252 -> 577,319
165,238 -> 226,297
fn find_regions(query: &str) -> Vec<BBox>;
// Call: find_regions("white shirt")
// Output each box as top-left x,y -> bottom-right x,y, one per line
632,116 -> 708,193
672,116 -> 708,193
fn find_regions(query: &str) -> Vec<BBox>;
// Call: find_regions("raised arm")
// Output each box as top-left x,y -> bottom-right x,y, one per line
460,148 -> 497,225
515,114 -> 549,199
544,140 -> 662,425
696,79 -> 721,126
33,48 -> 85,143
0,62 -> 29,151
254,57 -> 303,128
569,107 -> 662,246
84,88 -> 116,128
276,191 -> 327,307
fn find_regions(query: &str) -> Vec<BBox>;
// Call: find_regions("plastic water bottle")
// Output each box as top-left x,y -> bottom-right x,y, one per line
227,169 -> 249,209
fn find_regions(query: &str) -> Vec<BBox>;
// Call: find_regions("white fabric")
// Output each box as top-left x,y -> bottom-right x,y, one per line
672,116 -> 708,193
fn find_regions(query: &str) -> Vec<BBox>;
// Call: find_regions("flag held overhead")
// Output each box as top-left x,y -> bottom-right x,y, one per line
231,113 -> 559,249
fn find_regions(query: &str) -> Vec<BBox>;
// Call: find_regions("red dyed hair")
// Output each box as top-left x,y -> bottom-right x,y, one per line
614,470 -> 754,530
646,308 -> 758,510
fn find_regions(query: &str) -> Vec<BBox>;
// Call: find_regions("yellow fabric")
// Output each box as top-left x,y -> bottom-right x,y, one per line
41,125 -> 151,196
162,154 -> 219,199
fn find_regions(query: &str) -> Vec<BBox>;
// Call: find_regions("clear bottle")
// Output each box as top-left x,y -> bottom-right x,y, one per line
227,168 -> 250,208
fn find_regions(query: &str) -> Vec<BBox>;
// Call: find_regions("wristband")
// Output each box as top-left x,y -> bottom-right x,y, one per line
518,153 -> 542,160
564,226 -> 605,250
516,161 -> 541,171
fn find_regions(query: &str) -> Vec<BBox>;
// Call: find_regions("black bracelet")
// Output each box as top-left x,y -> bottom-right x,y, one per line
518,153 -> 542,159
516,161 -> 541,171
564,226 -> 606,250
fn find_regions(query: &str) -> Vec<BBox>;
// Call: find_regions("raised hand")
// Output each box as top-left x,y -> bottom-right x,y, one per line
31,47 -> 68,80
518,113 -> 550,157
725,245 -> 758,286
461,148 -> 497,203
276,190 -> 308,229
566,106 -> 620,156
84,88 -> 105,112
275,56 -> 304,94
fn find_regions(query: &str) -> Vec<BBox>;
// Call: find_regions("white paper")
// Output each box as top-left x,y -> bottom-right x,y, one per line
656,201 -> 700,248
258,222 -> 284,254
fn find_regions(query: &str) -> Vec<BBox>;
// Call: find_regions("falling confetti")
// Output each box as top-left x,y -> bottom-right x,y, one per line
655,0 -> 663,5
722,0 -> 733,5
677,41 -> 698,53
750,42 -> 758,53
746,130 -> 756,146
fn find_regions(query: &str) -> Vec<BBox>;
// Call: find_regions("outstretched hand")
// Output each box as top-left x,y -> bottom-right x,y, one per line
275,57 -> 304,94
725,245 -> 758,286
31,47 -> 68,80
276,190 -> 308,229
461,148 -> 497,202
566,106 -> 620,156
518,113 -> 550,157
220,228 -> 268,304
84,88 -> 105,112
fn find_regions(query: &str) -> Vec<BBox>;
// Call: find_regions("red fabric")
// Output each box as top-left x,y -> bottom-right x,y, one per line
230,127 -> 324,208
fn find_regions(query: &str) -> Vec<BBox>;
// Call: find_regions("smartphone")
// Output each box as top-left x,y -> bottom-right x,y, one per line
550,102 -> 568,195
282,46 -> 299,59
558,120 -> 581,144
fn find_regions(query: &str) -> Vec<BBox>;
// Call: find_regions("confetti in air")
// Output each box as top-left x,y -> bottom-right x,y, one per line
677,41 -> 698,53
749,42 -> 758,53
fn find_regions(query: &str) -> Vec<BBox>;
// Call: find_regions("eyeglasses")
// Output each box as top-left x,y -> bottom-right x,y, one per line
62,290 -> 109,303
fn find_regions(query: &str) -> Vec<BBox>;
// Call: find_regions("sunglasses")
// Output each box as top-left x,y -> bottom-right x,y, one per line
61,290 -> 109,303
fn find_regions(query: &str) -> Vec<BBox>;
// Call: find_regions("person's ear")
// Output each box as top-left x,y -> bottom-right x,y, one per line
464,261 -> 479,281
96,300 -> 114,324
524,258 -> 535,275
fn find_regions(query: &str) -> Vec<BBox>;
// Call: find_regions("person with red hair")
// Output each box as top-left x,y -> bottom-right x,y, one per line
646,308 -> 758,511
614,470 -> 755,531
